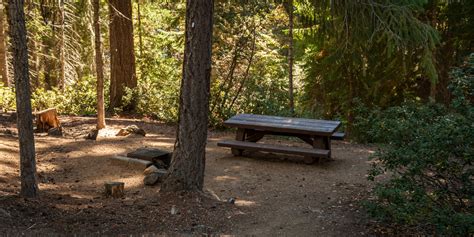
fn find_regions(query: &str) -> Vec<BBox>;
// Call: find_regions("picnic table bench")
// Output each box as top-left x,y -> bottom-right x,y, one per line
217,114 -> 344,163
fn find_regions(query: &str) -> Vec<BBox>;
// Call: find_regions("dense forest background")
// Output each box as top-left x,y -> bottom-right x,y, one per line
0,0 -> 472,129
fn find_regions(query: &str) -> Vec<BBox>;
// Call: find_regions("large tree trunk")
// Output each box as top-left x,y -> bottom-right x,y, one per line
108,0 -> 137,111
288,0 -> 295,116
93,0 -> 105,129
7,0 -> 38,198
0,3 -> 9,86
161,0 -> 214,192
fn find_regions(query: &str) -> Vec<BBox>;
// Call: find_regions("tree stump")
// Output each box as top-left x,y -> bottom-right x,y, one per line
34,108 -> 61,132
104,181 -> 124,198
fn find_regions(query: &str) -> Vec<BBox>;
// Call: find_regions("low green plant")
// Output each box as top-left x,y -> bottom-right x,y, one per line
31,75 -> 103,115
359,54 -> 474,235
0,84 -> 15,112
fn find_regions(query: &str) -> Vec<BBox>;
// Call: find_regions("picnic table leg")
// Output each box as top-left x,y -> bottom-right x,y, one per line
296,135 -> 317,164
231,128 -> 245,156
245,129 -> 265,142
324,136 -> 331,158
306,136 -> 331,164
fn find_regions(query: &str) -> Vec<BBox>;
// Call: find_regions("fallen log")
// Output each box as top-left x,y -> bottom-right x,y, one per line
111,155 -> 153,167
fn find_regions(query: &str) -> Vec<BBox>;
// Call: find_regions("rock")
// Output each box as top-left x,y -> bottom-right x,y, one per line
227,197 -> 236,204
170,205 -> 179,215
47,127 -> 63,137
143,165 -> 159,175
116,125 -> 146,137
86,129 -> 99,140
170,205 -> 178,215
153,160 -> 168,169
143,169 -> 167,186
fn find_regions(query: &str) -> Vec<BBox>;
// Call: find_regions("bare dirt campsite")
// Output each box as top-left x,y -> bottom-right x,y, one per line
0,114 -> 380,236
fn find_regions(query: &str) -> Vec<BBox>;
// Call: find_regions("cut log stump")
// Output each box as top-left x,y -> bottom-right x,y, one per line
104,181 -> 124,198
34,108 -> 61,133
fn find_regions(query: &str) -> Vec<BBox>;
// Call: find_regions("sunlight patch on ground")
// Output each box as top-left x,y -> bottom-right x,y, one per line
214,175 -> 238,182
235,199 -> 256,207
98,128 -> 121,137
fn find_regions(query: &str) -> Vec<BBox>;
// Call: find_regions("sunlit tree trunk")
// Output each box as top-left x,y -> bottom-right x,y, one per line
93,0 -> 105,129
7,0 -> 38,198
288,0 -> 295,115
0,3 -> 9,87
346,71 -> 355,136
58,0 -> 65,91
43,33 -> 56,90
30,39 -> 41,89
136,0 -> 143,57
108,0 -> 137,111
161,0 -> 214,192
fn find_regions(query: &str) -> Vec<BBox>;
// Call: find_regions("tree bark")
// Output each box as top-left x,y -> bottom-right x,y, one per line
43,33 -> 56,90
0,2 -> 9,86
136,0 -> 143,57
7,0 -> 38,198
346,70 -> 355,137
58,0 -> 65,91
161,0 -> 214,192
93,0 -> 106,129
227,26 -> 257,113
31,38 -> 41,89
288,0 -> 295,116
108,0 -> 137,111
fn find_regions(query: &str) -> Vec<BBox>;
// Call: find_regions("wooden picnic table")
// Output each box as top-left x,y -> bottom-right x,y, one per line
217,114 -> 344,164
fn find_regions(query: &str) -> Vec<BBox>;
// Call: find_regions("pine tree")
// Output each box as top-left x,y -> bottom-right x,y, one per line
7,0 -> 38,198
108,0 -> 137,111
93,0 -> 105,129
161,0 -> 214,192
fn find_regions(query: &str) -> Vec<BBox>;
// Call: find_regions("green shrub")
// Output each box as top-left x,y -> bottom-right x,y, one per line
32,75 -> 102,115
0,84 -> 15,111
360,54 -> 474,235
133,78 -> 180,122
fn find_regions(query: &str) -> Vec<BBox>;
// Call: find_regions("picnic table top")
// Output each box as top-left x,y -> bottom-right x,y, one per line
223,114 -> 341,136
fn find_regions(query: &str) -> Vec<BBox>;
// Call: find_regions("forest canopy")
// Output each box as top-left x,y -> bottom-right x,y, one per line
0,0 -> 472,128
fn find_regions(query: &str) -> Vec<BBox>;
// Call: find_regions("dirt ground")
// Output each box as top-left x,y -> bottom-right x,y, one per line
0,114 -> 383,236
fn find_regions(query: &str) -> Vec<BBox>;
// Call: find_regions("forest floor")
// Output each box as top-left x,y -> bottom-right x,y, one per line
0,114 -> 387,236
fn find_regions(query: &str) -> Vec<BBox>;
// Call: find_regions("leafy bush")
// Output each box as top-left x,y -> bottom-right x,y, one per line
0,84 -> 15,111
359,54 -> 474,235
31,75 -> 103,115
352,101 -> 447,143
133,78 -> 180,123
